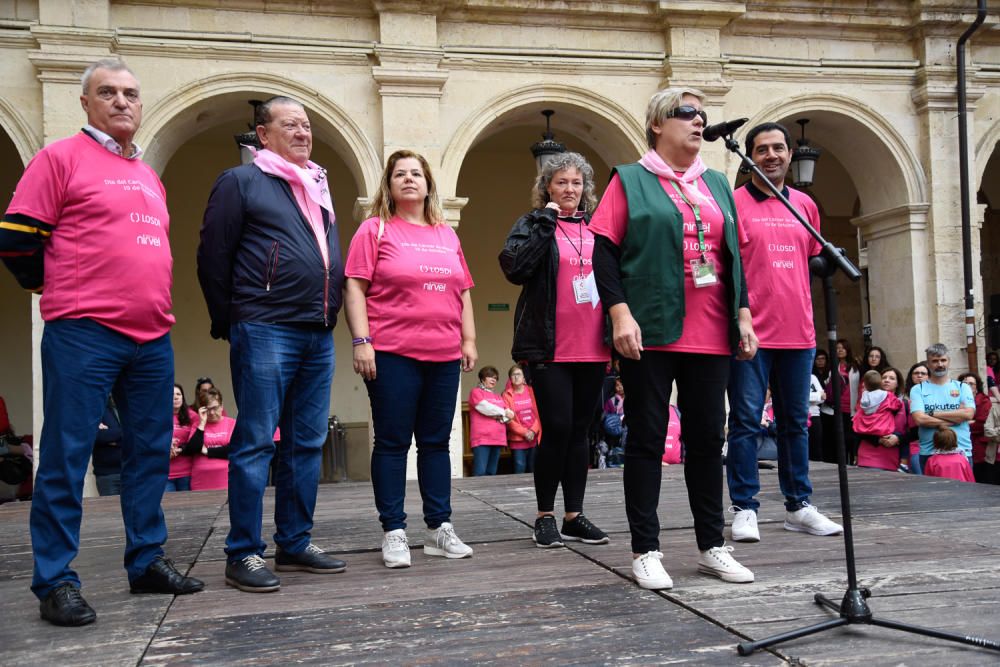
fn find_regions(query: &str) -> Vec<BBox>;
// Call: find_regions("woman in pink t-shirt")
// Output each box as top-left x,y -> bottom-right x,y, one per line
166,384 -> 196,492
856,368 -> 908,472
499,151 -> 611,550
344,150 -> 477,569
502,364 -> 542,474
827,339 -> 861,464
187,388 -> 236,492
468,366 -> 513,476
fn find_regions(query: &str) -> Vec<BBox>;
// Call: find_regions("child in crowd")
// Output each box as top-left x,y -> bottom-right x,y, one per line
924,426 -> 975,482
852,370 -> 902,447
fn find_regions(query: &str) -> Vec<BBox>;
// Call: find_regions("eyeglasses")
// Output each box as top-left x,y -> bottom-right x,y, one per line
666,105 -> 707,125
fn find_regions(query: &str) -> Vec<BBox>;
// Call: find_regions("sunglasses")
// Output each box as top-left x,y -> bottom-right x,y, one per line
666,105 -> 707,124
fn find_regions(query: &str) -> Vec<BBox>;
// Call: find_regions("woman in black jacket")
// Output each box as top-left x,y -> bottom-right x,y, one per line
499,152 -> 610,549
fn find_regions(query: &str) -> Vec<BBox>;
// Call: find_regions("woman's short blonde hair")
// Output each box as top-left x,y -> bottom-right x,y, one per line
367,150 -> 445,225
529,152 -> 598,213
645,87 -> 706,148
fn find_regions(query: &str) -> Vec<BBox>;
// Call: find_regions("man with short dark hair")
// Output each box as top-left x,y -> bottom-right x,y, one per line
199,95 -> 346,593
910,343 -> 975,468
726,122 -> 843,543
0,58 -> 203,627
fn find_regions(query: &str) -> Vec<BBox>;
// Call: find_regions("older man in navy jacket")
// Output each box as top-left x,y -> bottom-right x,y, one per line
198,96 -> 346,593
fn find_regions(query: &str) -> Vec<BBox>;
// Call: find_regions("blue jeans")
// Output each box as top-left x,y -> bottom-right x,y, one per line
165,476 -> 191,492
365,352 -> 459,531
511,448 -> 535,474
727,348 -> 815,512
31,319 -> 172,599
472,445 -> 501,476
225,322 -> 334,561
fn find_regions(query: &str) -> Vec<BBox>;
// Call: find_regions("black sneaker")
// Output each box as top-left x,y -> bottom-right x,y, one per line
130,556 -> 205,595
225,554 -> 280,593
39,582 -> 97,626
561,514 -> 610,544
533,515 -> 564,548
274,543 -> 347,574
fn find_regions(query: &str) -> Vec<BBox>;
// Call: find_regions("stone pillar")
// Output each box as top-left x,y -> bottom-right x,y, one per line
657,1 -> 742,171
852,204 -> 931,367
910,20 -> 986,371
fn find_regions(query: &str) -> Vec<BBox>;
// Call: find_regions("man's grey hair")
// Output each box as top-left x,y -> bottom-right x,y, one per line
530,152 -> 598,213
255,96 -> 305,126
81,58 -> 135,94
925,343 -> 949,359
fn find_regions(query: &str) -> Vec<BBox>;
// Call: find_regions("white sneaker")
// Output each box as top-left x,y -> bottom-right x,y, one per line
784,504 -> 843,536
632,551 -> 673,590
424,522 -> 473,559
382,529 -> 411,568
729,507 -> 760,543
698,545 -> 754,583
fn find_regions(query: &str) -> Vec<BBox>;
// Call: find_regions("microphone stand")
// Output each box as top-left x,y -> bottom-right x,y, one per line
718,134 -> 1000,657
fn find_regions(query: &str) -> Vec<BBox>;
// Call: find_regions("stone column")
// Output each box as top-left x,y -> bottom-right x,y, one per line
852,204 -> 931,367
910,18 -> 986,371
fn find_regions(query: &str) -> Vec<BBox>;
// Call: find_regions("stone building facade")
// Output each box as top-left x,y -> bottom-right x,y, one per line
0,1 -> 998,482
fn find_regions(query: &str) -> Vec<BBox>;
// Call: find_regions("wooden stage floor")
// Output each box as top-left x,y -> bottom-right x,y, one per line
3,464 -> 1000,666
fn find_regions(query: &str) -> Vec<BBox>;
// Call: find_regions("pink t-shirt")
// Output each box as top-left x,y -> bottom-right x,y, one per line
551,217 -> 609,362
588,173 -> 729,355
6,132 -> 174,343
734,185 -> 821,348
191,416 -> 236,491
506,388 -> 538,450
345,216 -> 474,362
924,453 -> 975,482
170,415 -> 196,479
468,386 -> 507,447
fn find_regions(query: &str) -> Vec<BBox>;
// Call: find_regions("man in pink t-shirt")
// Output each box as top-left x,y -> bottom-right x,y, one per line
0,58 -> 203,627
726,123 -> 843,544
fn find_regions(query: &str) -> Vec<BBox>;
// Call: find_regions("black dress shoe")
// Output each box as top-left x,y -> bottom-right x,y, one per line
274,543 -> 347,574
130,556 -> 205,595
39,582 -> 97,626
225,554 -> 280,592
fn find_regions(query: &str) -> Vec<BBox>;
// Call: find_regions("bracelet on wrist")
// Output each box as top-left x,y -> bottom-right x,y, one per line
352,336 -> 372,346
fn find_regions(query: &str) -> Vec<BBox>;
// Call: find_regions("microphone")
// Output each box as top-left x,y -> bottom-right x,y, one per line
702,118 -> 748,142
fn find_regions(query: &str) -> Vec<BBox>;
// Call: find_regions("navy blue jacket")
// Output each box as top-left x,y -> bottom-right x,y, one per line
198,164 -> 345,339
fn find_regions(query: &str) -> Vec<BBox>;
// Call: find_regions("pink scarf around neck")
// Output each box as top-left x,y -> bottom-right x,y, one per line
250,147 -> 334,215
638,149 -> 717,212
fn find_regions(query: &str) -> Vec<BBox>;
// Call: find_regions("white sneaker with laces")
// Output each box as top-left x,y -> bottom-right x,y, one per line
729,507 -> 760,543
632,551 -> 673,590
382,529 -> 411,568
784,504 -> 843,536
698,545 -> 754,583
424,522 -> 473,559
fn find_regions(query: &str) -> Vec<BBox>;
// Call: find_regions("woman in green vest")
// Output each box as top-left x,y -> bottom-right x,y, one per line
590,86 -> 758,590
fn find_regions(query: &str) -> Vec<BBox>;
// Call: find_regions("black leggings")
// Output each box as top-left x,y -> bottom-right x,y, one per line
620,351 -> 729,553
528,361 -> 605,514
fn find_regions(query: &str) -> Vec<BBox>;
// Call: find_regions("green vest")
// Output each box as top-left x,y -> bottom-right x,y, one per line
613,162 -> 744,348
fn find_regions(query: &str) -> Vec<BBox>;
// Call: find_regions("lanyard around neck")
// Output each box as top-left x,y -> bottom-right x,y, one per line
555,217 -> 586,275
668,180 -> 707,260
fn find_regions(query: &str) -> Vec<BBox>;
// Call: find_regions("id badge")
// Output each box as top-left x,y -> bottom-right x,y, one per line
691,258 -> 718,288
573,274 -> 592,304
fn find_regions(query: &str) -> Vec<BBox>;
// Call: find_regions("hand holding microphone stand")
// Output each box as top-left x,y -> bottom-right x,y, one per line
702,119 -> 1000,657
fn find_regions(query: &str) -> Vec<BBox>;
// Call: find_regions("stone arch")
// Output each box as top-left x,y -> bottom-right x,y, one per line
440,84 -> 646,196
740,93 -> 927,214
975,116 -> 1000,190
0,97 -> 41,165
137,72 -> 381,195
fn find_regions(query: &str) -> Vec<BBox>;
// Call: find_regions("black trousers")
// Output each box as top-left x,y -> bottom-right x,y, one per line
620,351 -> 729,553
528,361 -> 605,514
808,414 -> 824,462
